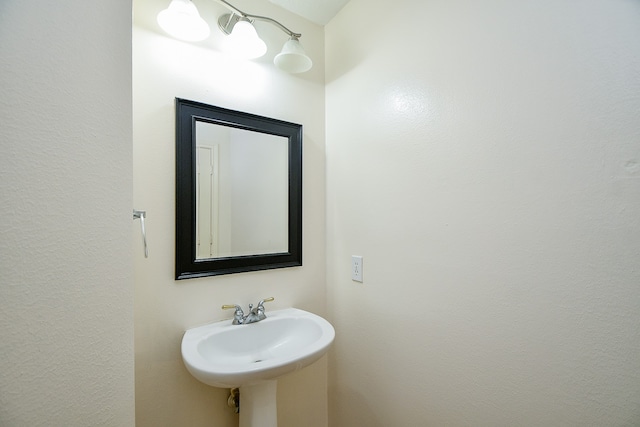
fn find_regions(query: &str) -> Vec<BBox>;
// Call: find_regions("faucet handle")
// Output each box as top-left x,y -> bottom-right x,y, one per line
255,297 -> 274,321
257,297 -> 274,307
222,304 -> 245,325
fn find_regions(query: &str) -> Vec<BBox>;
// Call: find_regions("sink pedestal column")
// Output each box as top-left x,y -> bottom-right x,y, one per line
239,380 -> 278,427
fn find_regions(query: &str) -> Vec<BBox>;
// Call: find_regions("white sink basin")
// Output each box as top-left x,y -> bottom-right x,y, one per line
181,307 -> 335,388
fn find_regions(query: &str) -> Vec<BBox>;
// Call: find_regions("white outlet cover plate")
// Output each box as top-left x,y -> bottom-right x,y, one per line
352,255 -> 363,282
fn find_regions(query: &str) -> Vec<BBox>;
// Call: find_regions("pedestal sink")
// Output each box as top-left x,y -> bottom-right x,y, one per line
181,308 -> 335,427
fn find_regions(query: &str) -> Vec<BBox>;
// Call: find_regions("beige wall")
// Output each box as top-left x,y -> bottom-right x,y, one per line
4,0 -> 639,426
132,0 -> 327,426
0,1 -> 135,426
326,0 -> 640,426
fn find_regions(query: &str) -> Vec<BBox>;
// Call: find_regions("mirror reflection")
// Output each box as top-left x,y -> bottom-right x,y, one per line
195,122 -> 289,259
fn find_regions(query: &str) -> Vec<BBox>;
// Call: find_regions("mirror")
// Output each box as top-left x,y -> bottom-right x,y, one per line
175,98 -> 302,279
195,123 -> 289,259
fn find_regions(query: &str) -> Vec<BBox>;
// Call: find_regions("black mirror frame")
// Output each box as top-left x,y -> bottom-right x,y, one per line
175,98 -> 302,279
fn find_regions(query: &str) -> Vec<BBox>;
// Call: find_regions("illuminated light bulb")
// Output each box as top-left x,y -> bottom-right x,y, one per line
274,37 -> 312,73
157,0 -> 210,42
225,19 -> 267,59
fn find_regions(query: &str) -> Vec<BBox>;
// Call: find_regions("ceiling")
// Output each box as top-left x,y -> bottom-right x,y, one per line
268,0 -> 351,25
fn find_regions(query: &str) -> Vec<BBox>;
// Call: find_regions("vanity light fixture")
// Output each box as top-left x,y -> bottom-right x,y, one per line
157,0 -> 312,73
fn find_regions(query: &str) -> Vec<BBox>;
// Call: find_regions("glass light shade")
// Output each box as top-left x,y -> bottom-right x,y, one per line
274,38 -> 312,73
157,0 -> 210,42
226,19 -> 267,59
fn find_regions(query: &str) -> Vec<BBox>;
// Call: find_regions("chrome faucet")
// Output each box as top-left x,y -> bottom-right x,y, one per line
222,297 -> 274,325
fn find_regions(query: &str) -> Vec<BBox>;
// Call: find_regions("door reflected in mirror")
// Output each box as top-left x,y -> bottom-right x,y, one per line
195,122 -> 289,259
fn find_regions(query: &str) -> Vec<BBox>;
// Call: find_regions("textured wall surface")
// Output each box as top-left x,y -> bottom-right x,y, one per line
132,0 -> 327,426
326,0 -> 640,425
0,1 -> 135,426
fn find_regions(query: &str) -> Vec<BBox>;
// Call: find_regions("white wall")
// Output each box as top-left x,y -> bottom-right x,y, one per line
132,0 -> 326,426
228,131 -> 289,256
326,0 -> 640,425
0,1 -> 135,426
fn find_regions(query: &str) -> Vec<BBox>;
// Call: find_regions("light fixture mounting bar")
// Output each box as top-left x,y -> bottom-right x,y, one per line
245,14 -> 300,38
213,0 -> 302,38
